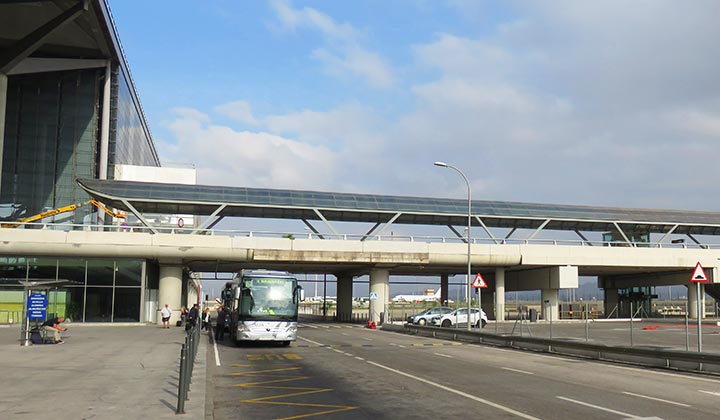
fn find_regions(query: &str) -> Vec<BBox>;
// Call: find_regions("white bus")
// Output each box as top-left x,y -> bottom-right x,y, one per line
222,270 -> 302,346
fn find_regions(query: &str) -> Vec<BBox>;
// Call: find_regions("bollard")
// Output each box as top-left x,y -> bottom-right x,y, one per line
176,344 -> 187,414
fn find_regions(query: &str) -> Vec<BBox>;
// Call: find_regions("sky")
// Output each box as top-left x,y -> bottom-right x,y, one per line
109,0 -> 720,211
107,0 -> 720,297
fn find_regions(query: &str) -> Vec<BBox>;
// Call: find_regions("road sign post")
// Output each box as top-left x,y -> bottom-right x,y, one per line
690,262 -> 708,352
472,273 -> 488,327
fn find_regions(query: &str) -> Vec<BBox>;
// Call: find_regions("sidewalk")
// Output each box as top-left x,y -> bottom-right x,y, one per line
0,323 -> 207,420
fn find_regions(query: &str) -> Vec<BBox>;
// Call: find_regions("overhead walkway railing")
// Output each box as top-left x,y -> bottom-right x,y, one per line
4,222 -> 720,250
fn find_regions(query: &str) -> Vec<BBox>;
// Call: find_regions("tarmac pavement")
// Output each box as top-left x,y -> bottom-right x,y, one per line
0,322 -> 207,420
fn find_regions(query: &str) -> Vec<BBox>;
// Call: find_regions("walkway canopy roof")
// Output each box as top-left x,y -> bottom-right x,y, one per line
78,179 -> 720,236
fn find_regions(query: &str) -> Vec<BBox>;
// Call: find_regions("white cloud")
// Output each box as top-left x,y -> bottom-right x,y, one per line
214,101 -> 259,126
269,0 -> 394,89
160,108 -> 338,190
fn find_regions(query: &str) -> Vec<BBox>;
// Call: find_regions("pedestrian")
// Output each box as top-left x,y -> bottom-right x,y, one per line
180,306 -> 188,326
160,304 -> 172,329
215,306 -> 226,341
186,304 -> 199,332
201,307 -> 210,331
41,316 -> 68,344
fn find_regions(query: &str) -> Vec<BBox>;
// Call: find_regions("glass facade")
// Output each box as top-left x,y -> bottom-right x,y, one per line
0,257 -> 146,323
1,69 -> 101,222
108,65 -> 160,179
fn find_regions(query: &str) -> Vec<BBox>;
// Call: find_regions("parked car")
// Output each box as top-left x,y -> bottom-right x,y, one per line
407,306 -> 454,326
431,308 -> 488,328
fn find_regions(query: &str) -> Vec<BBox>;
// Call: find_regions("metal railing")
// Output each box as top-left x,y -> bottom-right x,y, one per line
176,322 -> 201,415
5,221 -> 720,249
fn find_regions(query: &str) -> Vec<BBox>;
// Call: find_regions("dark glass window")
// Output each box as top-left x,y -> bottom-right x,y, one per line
84,287 -> 113,322
113,288 -> 140,322
86,259 -> 114,286
115,260 -> 141,286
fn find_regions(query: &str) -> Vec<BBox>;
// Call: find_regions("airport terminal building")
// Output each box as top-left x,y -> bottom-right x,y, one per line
0,0 -> 195,323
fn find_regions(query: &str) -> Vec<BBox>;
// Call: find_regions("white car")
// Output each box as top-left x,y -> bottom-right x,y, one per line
431,308 -> 488,328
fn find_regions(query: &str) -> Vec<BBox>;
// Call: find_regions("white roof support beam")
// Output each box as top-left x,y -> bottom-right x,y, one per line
656,224 -> 679,245
504,228 -> 517,240
475,216 -> 499,244
313,209 -> 340,237
360,222 -> 382,242
527,219 -> 551,241
191,204 -> 227,234
613,222 -> 633,247
121,199 -> 159,234
367,212 -> 402,240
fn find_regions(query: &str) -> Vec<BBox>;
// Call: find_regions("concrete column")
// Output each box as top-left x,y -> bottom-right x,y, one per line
440,274 -> 449,306
495,268 -> 505,321
159,265 -> 183,326
336,274 -> 353,322
541,288 -> 559,321
369,269 -> 389,324
0,73 -> 7,195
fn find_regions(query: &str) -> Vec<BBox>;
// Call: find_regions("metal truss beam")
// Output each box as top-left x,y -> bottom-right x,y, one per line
191,204 -> 226,235
302,219 -> 325,239
475,216 -> 498,244
612,222 -> 633,246
656,224 -> 679,245
527,219 -> 551,241
121,199 -> 158,234
366,212 -> 402,240
574,230 -> 593,246
313,209 -> 339,237
447,225 -> 467,244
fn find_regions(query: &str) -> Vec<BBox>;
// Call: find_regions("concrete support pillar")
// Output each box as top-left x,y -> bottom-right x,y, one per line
0,73 -> 7,195
98,63 -> 110,179
336,274 -> 353,322
369,269 -> 389,324
495,268 -> 505,321
159,265 -> 183,326
440,274 -> 449,306
687,283 -> 705,319
541,288 -> 559,321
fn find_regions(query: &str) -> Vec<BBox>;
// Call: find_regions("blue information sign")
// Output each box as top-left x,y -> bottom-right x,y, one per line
27,293 -> 48,321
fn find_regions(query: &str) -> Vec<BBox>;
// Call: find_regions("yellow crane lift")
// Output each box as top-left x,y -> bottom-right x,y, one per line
1,199 -> 125,228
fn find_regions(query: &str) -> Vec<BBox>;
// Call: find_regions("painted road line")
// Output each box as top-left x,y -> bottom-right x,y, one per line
556,396 -> 642,418
298,337 -> 326,347
699,390 -> 720,397
433,353 -> 453,359
301,323 -> 319,329
355,357 -> 365,361
605,364 -> 720,383
360,337 -> 373,341
502,367 -> 534,375
622,391 -> 690,407
341,332 -> 350,336
211,330 -> 221,367
366,360 -> 542,420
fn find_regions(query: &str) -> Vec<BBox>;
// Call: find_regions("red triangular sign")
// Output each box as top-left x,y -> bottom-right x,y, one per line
690,262 -> 708,283
472,273 -> 488,288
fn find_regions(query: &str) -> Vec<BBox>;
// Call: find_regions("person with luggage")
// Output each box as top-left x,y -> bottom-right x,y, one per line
186,304 -> 199,332
201,307 -> 210,331
41,316 -> 67,344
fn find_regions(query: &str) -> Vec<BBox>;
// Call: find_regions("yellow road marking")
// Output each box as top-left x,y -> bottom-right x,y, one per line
230,367 -> 302,376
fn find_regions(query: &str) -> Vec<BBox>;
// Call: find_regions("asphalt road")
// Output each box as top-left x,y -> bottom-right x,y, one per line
206,321 -> 720,420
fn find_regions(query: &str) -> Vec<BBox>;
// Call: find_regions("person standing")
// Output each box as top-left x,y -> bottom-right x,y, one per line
201,307 -> 210,331
160,304 -> 172,329
186,304 -> 199,332
215,306 -> 226,341
41,316 -> 67,344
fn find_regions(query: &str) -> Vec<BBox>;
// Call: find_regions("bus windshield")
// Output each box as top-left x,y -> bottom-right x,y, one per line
239,277 -> 297,320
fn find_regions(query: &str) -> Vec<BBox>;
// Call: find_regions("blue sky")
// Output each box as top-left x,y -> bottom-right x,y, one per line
109,0 -> 720,214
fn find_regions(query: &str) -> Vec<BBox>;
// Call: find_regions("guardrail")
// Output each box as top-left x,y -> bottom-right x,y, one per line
4,222 -> 720,249
383,323 -> 720,375
176,322 -> 201,415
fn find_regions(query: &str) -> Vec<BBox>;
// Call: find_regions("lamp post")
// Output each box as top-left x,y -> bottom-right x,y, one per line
434,161 -> 473,331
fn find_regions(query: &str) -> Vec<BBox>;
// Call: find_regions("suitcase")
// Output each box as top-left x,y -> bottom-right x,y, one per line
176,320 -> 182,327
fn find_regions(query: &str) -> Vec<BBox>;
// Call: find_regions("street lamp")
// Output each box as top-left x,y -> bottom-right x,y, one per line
434,161 -> 474,331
